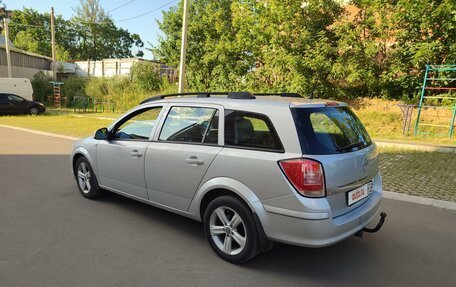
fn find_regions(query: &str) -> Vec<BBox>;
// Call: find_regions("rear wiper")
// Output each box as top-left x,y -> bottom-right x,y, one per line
336,141 -> 365,152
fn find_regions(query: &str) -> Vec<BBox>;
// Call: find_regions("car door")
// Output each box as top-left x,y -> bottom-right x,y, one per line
96,105 -> 165,200
7,95 -> 29,114
145,104 -> 223,211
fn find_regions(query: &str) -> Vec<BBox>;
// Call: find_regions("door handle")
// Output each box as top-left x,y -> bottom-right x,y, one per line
129,150 -> 143,157
185,156 -> 204,165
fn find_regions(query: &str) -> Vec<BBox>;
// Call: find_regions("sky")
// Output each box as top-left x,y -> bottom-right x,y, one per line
6,0 -> 180,59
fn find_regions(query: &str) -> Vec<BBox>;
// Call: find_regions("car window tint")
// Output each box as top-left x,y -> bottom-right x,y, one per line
225,110 -> 283,151
159,106 -> 216,143
114,107 -> 162,140
8,95 -> 24,102
203,110 -> 219,144
0,94 -> 8,103
292,107 -> 372,155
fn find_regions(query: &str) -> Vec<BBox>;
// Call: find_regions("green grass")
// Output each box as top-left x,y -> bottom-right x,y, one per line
379,147 -> 456,202
353,98 -> 456,146
0,113 -> 114,138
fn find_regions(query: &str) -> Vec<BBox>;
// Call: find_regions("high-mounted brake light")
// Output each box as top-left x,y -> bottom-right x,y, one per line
326,101 -> 339,106
279,159 -> 325,197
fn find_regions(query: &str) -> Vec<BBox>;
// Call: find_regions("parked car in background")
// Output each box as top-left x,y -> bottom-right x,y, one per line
71,92 -> 386,263
0,93 -> 46,115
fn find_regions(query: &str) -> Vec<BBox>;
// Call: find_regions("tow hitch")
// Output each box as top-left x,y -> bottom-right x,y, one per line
354,212 -> 387,238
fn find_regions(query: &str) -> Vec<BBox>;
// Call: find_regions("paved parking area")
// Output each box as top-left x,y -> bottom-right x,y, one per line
379,147 -> 456,202
1,126 -> 455,287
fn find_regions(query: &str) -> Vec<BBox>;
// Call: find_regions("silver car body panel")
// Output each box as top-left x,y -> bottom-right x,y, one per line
72,96 -> 382,247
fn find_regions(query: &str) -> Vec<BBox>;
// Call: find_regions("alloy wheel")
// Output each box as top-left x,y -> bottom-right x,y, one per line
77,162 -> 92,194
209,206 -> 247,255
30,107 -> 39,115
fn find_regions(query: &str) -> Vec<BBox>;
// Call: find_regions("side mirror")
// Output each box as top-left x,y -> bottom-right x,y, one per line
94,127 -> 109,140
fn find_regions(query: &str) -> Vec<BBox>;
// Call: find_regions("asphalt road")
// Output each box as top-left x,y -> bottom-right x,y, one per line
1,126 -> 455,287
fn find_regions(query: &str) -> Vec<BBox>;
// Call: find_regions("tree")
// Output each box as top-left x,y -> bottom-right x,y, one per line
332,0 -> 456,99
8,2 -> 144,61
72,0 -> 108,60
0,0 -> 7,33
154,0 -> 343,96
72,0 -> 144,60
154,0 -> 244,90
8,8 -> 78,59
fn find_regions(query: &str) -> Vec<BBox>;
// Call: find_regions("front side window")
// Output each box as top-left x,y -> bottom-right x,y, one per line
159,106 -> 217,143
224,110 -> 283,151
113,107 -> 162,140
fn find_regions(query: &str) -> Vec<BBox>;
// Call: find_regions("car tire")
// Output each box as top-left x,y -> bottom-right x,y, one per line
203,196 -> 260,263
29,106 -> 40,115
75,157 -> 104,199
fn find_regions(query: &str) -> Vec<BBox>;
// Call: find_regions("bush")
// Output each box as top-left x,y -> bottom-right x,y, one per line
130,61 -> 162,92
85,77 -> 109,101
62,76 -> 87,105
85,76 -> 150,111
31,71 -> 52,104
82,63 -> 168,112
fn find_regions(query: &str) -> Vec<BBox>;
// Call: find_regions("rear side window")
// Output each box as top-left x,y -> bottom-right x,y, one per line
224,110 -> 283,151
0,94 -> 8,103
291,107 -> 372,155
159,106 -> 217,143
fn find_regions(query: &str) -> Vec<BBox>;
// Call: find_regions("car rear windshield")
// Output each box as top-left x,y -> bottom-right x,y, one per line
291,107 -> 372,155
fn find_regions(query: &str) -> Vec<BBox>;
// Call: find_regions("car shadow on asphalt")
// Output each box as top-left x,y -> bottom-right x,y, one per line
97,191 -> 380,280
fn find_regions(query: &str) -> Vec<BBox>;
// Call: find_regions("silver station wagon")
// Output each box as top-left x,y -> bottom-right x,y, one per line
71,92 -> 386,263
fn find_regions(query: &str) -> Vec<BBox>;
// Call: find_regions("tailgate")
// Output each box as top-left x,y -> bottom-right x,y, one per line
315,144 -> 379,217
291,105 -> 379,217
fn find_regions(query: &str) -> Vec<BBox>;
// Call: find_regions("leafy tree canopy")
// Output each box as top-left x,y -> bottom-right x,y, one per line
155,0 -> 456,99
7,0 -> 144,61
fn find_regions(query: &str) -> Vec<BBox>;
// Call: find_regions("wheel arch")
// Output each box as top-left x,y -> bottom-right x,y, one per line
188,177 -> 262,221
192,177 -> 273,253
72,147 -> 97,178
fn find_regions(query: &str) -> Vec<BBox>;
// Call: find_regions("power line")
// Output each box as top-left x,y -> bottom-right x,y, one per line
107,0 -> 137,13
116,0 -> 178,22
9,22 -> 49,28
8,0 -> 179,28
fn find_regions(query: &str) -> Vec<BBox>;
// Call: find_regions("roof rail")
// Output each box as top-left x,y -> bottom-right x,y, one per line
140,92 -> 228,104
139,91 -> 304,104
227,92 -> 255,99
254,92 -> 302,98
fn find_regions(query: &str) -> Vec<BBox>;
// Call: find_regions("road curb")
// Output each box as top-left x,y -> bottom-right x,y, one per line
0,124 -> 79,141
375,140 -> 456,153
383,191 -> 456,211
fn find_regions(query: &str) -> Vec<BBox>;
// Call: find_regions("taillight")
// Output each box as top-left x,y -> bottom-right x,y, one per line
279,159 -> 325,197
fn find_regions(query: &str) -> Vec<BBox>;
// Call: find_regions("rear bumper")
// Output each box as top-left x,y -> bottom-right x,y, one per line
254,190 -> 382,247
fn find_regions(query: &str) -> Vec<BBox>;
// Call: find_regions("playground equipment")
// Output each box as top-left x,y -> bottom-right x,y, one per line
414,65 -> 456,138
48,81 -> 67,108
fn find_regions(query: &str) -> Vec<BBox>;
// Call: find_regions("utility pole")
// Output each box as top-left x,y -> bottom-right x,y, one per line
3,18 -> 12,78
178,0 -> 189,93
50,7 -> 57,81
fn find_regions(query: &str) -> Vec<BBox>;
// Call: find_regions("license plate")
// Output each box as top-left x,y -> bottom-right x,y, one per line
347,182 -> 373,206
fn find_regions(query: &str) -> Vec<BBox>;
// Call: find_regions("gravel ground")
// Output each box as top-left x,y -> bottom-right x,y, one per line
379,147 -> 456,202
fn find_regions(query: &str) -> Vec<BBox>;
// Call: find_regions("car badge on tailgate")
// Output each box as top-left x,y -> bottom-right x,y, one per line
362,158 -> 369,172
